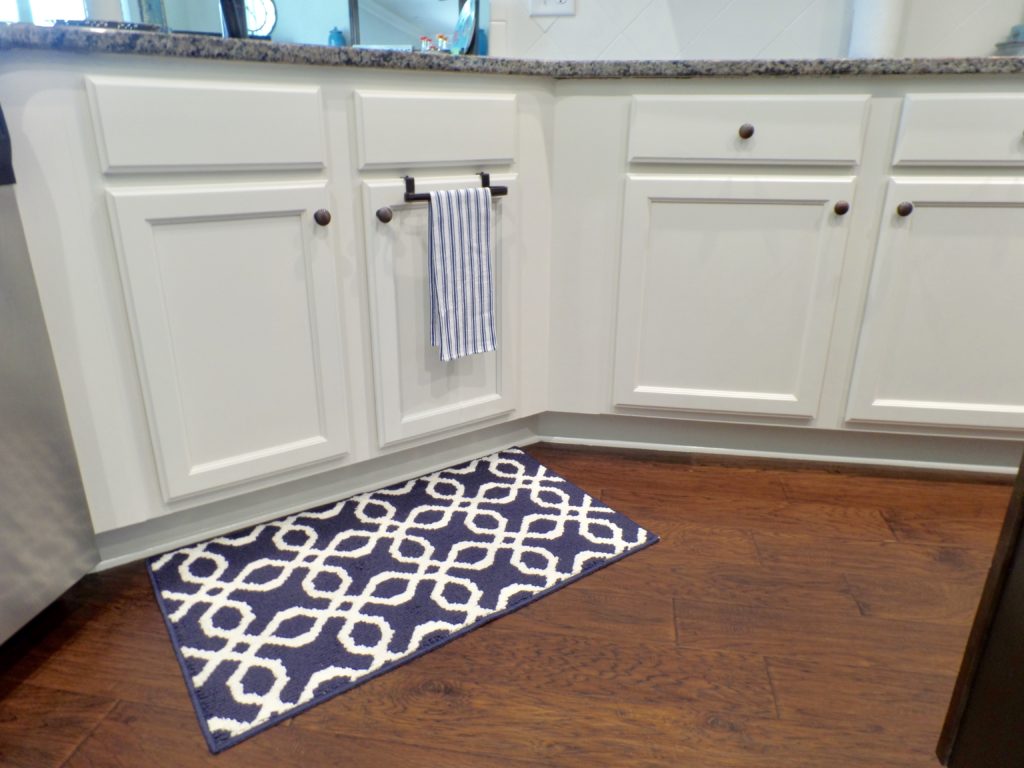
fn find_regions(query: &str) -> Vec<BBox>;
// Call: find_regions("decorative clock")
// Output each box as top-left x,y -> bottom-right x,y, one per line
245,0 -> 277,37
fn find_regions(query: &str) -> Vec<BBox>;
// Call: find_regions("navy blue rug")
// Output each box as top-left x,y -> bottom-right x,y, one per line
149,448 -> 658,753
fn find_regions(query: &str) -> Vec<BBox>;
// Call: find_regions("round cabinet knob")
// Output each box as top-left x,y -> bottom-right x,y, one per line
833,200 -> 851,216
376,206 -> 394,223
313,209 -> 332,226
738,123 -> 755,140
896,201 -> 914,217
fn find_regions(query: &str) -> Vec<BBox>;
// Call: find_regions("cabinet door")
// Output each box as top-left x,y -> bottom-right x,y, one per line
847,179 -> 1024,431
362,176 -> 518,446
107,182 -> 350,500
614,175 -> 854,418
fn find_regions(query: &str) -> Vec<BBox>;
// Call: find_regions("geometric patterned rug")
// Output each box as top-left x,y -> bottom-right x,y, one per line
148,448 -> 658,753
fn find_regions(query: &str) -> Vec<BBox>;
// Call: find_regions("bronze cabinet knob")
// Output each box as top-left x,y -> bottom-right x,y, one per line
896,201 -> 914,217
376,207 -> 394,223
738,123 -> 755,140
834,200 -> 851,216
313,209 -> 332,226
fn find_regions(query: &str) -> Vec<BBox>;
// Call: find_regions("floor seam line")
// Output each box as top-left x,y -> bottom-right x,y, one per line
59,696 -> 119,767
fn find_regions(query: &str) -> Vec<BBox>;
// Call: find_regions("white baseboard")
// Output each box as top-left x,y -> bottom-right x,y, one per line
94,410 -> 1023,571
539,433 -> 1017,475
93,418 -> 541,571
535,412 -> 1023,476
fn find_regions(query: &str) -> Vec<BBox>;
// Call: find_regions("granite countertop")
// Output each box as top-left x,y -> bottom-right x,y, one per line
3,22 -> 1024,79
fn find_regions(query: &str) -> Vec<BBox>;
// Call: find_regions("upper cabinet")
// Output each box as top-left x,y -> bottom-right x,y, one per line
613,174 -> 854,419
106,182 -> 352,500
847,179 -> 1024,431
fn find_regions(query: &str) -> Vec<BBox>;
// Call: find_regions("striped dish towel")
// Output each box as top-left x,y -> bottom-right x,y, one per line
428,187 -> 497,362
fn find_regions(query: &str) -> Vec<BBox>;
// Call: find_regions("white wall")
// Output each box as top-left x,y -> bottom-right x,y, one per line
900,0 -> 1023,57
489,0 -> 856,60
488,0 -> 1024,60
163,0 -> 221,33
272,0 -> 348,46
57,0 -> 1024,58
271,0 -> 428,49
359,10 -> 417,47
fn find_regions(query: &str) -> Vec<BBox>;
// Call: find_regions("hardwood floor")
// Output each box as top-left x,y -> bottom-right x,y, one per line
0,444 -> 1012,767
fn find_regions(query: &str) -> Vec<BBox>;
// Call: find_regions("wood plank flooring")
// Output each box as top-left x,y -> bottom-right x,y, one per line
0,443 -> 1012,767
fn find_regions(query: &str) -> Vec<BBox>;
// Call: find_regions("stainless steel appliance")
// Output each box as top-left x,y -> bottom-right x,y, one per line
0,102 -> 98,645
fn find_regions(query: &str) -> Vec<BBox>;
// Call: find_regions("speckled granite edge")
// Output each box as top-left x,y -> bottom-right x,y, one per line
3,23 -> 1024,79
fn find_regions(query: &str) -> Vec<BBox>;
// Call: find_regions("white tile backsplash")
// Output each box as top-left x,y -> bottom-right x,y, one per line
900,0 -> 1022,57
489,0 -> 1023,60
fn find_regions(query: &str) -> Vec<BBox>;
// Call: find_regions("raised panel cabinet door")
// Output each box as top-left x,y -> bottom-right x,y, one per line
106,182 -> 350,500
362,176 -> 518,447
847,179 -> 1024,431
613,175 -> 855,418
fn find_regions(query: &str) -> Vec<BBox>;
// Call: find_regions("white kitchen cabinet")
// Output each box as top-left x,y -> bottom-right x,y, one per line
613,174 -> 855,418
847,179 -> 1024,431
106,181 -> 351,500
362,176 -> 519,447
11,47 -> 1024,560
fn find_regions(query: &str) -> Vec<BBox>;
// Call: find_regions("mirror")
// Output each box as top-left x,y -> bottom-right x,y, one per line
1,1 -> 487,54
8,0 -> 1019,60
131,0 -> 486,53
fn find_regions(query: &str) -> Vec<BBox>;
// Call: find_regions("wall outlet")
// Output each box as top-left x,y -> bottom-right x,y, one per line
529,0 -> 576,17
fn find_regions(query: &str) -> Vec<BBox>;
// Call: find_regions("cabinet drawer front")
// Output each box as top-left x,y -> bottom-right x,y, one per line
355,91 -> 516,170
628,96 -> 869,165
613,174 -> 855,418
86,76 -> 326,173
847,179 -> 1024,431
362,176 -> 518,446
893,95 -> 1024,166
106,183 -> 350,500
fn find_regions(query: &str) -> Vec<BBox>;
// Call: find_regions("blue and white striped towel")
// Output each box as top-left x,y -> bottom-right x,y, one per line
428,187 -> 497,362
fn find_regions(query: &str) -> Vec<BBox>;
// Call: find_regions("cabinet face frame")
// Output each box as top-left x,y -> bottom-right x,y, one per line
362,175 -> 519,447
846,178 -> 1024,431
613,174 -> 855,419
106,181 -> 351,501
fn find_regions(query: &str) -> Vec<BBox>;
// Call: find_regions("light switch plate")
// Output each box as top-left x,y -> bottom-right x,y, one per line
529,0 -> 576,17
